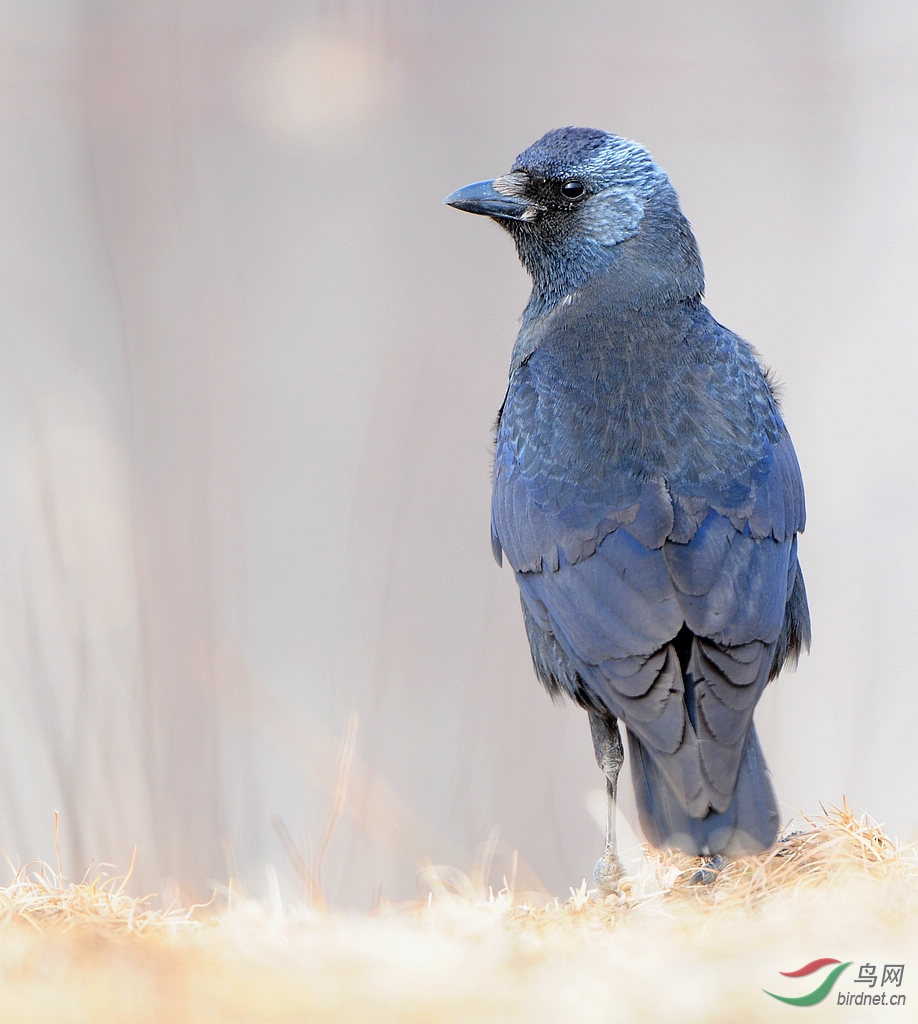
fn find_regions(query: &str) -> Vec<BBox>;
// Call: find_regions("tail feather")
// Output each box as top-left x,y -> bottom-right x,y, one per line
629,724 -> 779,856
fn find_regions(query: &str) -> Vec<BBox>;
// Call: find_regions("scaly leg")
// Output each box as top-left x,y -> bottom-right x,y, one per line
588,709 -> 624,895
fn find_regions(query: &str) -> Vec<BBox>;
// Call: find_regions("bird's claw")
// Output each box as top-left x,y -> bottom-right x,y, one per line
687,854 -> 727,886
593,850 -> 625,897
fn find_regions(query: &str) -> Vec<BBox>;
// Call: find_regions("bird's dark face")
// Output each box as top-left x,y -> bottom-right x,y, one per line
445,127 -> 702,310
445,128 -> 663,269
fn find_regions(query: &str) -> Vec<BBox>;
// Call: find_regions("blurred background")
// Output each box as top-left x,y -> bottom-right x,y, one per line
1,0 -> 917,908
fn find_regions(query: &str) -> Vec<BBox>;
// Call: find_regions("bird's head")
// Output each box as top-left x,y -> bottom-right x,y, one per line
445,127 -> 704,313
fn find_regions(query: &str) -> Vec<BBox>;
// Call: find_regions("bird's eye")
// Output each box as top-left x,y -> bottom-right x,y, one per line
560,180 -> 586,200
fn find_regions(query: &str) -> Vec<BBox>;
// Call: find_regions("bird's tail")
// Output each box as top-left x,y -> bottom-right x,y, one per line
628,725 -> 779,856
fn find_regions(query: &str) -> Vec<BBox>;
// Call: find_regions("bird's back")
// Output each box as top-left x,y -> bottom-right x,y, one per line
495,282 -> 800,560
492,289 -> 809,854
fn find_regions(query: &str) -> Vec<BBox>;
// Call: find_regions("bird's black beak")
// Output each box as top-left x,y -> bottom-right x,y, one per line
443,178 -> 532,221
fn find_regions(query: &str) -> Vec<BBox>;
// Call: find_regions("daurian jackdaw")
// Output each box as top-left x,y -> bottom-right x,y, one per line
445,127 -> 810,892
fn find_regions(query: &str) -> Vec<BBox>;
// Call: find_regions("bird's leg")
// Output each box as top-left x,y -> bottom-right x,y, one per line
588,709 -> 625,895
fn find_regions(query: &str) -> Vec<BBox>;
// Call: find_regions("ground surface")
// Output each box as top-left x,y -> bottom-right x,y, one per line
0,803 -> 915,1023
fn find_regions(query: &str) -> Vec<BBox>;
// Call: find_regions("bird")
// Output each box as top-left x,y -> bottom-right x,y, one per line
444,127 -> 810,893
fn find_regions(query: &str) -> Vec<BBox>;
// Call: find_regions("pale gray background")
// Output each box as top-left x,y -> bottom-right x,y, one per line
2,0 -> 916,907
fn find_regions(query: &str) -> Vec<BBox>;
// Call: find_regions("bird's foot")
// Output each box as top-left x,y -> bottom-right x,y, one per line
687,854 -> 727,886
593,849 -> 625,897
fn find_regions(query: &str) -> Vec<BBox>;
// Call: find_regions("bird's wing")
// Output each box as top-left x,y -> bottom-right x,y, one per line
492,312 -> 806,814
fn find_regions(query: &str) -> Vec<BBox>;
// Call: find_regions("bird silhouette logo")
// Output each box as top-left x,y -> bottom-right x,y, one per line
764,958 -> 853,1006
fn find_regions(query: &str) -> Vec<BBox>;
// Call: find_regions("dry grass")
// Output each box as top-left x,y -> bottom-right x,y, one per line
0,800 -> 915,1023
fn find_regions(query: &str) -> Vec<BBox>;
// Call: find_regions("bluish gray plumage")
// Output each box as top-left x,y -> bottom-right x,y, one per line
445,127 -> 810,885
